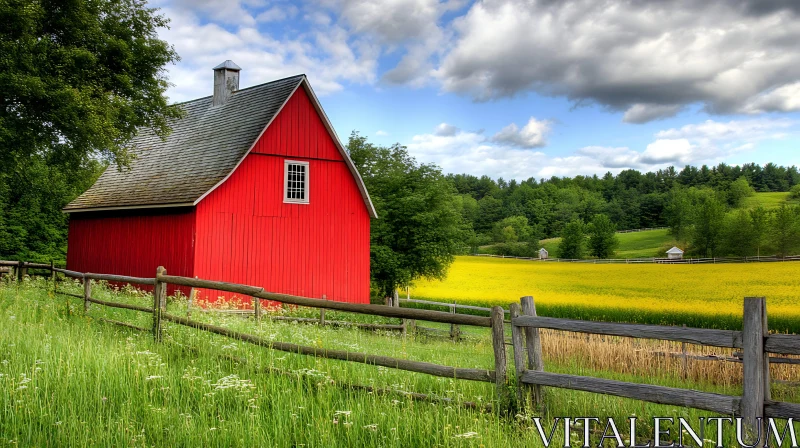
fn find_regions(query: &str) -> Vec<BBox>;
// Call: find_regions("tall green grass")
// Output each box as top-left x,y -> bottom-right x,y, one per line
742,191 -> 798,210
1,279 -> 796,446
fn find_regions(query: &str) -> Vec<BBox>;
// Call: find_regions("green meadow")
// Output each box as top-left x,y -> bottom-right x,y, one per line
4,278 -> 797,446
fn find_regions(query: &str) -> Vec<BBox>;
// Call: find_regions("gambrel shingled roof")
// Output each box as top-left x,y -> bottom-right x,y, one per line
64,75 -> 377,218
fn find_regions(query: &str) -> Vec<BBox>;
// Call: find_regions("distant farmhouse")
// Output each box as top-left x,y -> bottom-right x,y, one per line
64,61 -> 376,303
666,247 -> 684,260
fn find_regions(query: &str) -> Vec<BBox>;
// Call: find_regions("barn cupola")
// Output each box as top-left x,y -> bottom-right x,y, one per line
212,60 -> 242,106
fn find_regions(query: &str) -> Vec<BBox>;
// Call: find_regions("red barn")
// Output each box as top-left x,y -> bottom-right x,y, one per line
64,61 -> 376,304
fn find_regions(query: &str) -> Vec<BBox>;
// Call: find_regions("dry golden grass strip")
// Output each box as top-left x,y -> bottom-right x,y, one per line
538,329 -> 800,387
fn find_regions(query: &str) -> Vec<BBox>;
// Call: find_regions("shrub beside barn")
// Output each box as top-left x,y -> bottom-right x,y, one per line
64,61 -> 376,303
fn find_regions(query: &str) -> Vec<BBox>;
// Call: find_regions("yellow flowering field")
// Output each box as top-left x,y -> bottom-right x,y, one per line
410,256 -> 800,331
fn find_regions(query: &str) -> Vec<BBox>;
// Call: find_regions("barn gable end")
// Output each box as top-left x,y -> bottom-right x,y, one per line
193,85 -> 371,303
251,86 -> 344,161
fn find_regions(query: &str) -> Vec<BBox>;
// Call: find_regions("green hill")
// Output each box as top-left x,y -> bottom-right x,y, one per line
742,191 -> 799,210
537,228 -> 676,259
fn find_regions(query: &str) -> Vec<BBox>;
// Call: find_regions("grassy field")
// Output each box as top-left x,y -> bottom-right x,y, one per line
742,191 -> 799,210
538,228 -> 675,259
3,278 -> 799,446
411,256 -> 800,332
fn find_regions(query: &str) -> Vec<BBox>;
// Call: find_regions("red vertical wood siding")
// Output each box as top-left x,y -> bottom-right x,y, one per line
194,87 -> 371,303
66,208 -> 195,295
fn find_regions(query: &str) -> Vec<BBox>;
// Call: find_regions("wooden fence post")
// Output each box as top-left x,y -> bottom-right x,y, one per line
50,260 -> 55,289
450,302 -> 460,341
742,297 -> 768,435
17,261 -> 23,283
509,303 -> 526,411
762,298 -> 771,405
393,291 -> 408,336
187,276 -> 199,318
187,286 -> 196,319
254,296 -> 262,322
490,306 -> 508,413
320,295 -> 326,326
152,266 -> 166,342
681,324 -> 688,379
520,296 -> 545,411
83,277 -> 92,313
160,275 -> 167,312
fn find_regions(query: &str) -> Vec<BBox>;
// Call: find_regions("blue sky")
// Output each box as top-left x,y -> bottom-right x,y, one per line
151,0 -> 800,180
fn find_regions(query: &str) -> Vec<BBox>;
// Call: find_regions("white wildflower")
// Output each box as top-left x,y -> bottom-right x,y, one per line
454,432 -> 479,439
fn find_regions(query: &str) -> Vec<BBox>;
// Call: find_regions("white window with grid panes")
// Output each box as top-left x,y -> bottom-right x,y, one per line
283,160 -> 309,204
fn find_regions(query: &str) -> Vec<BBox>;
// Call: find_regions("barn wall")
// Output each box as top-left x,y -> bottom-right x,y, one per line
66,208 -> 196,295
194,87 -> 371,304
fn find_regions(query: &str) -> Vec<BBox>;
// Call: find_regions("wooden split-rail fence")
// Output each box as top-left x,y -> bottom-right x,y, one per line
509,296 -> 800,429
3,260 -> 800,431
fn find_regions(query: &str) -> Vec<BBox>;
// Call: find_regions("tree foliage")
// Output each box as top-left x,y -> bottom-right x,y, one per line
0,155 -> 103,261
490,215 -> 540,257
690,192 -> 727,257
0,0 -> 180,262
771,204 -> 800,257
727,176 -> 755,207
0,0 -> 182,171
722,210 -> 755,257
557,219 -> 586,259
587,214 -> 618,259
749,206 -> 770,257
451,162 -> 799,260
347,132 -> 465,299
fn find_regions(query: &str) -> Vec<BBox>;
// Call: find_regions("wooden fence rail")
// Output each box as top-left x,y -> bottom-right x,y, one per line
159,273 -> 493,327
26,263 -> 510,410
161,311 -> 496,382
510,295 -> 800,431
10,261 -> 800,422
399,298 -> 510,315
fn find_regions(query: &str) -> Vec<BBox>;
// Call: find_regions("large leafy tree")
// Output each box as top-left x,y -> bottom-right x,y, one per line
0,0 -> 182,170
347,133 -> 465,300
771,204 -> 800,257
749,205 -> 770,257
665,187 -> 692,243
722,209 -> 756,257
691,192 -> 727,257
587,214 -> 618,259
727,176 -> 755,208
557,219 -> 586,259
0,0 -> 181,261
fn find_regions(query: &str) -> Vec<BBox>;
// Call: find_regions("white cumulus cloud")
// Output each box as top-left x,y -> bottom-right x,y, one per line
491,117 -> 551,148
403,117 -> 796,179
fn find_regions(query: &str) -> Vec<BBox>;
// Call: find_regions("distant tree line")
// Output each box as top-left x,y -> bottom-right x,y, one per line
447,163 -> 800,258
666,187 -> 800,258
